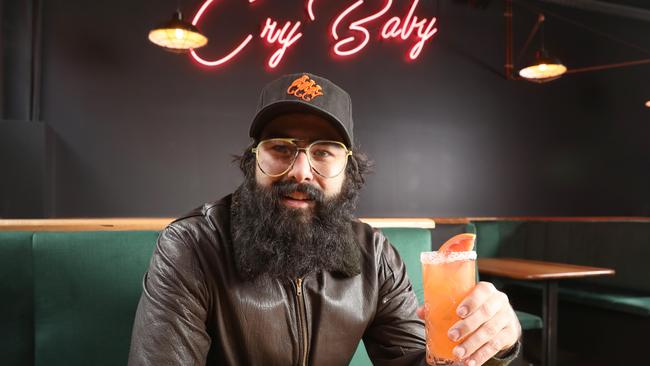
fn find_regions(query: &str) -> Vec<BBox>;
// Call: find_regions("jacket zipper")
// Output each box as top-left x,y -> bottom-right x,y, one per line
295,277 -> 308,366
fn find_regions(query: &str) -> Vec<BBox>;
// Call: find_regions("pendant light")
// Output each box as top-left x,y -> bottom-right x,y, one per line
519,48 -> 567,82
148,10 -> 208,53
518,15 -> 566,82
504,1 -> 650,85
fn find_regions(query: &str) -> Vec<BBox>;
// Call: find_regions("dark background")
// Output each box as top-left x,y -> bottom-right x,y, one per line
1,0 -> 649,218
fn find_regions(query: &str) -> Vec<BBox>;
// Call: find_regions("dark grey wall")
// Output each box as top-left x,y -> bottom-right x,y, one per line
1,0 -> 32,120
2,0 -> 649,218
0,120 -> 45,217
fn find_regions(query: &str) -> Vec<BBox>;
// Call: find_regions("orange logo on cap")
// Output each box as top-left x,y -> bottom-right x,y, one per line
287,75 -> 324,101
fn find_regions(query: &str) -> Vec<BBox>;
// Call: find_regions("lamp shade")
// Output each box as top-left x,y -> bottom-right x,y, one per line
148,10 -> 208,53
519,48 -> 567,82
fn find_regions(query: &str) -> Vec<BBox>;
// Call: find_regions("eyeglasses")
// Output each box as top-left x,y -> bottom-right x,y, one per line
252,138 -> 352,178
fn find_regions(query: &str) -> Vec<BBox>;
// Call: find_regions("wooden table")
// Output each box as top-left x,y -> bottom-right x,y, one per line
478,257 -> 615,366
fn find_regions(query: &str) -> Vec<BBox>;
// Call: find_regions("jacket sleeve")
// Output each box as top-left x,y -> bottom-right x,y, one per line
364,233 -> 519,366
128,225 -> 211,366
362,233 -> 428,365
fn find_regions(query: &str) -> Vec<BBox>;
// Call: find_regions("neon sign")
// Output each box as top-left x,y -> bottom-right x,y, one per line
190,0 -> 438,69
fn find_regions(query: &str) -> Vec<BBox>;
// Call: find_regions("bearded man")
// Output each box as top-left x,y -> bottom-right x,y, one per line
128,73 -> 522,366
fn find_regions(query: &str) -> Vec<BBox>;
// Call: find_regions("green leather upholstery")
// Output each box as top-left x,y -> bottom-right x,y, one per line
470,220 -> 650,365
472,221 -> 650,316
559,287 -> 650,316
499,280 -> 650,317
524,222 -> 649,292
7,220 -> 644,366
0,232 -> 34,366
1,228 -> 434,366
514,310 -> 542,330
380,227 -> 432,304
32,231 -> 158,366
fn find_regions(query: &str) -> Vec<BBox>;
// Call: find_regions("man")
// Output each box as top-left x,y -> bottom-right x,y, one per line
128,73 -> 521,365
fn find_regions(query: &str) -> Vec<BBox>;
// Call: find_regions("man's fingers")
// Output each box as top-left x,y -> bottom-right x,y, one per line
452,306 -> 510,359
449,290 -> 508,341
441,281 -> 523,365
462,322 -> 519,365
456,281 -> 497,318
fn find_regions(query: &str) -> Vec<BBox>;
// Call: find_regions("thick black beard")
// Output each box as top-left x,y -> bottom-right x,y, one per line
230,175 -> 362,281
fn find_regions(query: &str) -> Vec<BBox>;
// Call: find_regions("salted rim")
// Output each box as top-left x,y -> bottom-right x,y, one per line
420,251 -> 477,264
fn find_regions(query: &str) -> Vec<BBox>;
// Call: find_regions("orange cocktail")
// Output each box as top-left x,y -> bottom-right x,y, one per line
421,251 -> 476,365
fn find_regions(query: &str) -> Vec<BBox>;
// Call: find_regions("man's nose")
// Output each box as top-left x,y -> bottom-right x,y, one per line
287,151 -> 313,183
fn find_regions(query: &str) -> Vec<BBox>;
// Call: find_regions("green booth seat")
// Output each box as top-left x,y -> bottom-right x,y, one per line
560,287 -> 650,316
514,310 -> 543,330
2,224 -> 542,366
0,232 -> 34,366
32,231 -> 159,366
497,281 -> 650,317
470,219 -> 650,365
471,220 -> 650,316
379,227 -> 432,305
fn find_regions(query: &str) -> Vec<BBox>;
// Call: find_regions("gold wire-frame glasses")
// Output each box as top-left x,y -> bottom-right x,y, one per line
252,138 -> 352,178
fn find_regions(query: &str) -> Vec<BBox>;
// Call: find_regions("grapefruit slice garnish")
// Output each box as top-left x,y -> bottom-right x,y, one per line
438,233 -> 476,253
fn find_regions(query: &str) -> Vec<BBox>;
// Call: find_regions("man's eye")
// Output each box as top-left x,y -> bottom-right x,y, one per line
271,145 -> 292,154
312,149 -> 333,158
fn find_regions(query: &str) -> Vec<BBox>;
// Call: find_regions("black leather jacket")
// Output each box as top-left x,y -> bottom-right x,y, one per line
128,195 -> 517,365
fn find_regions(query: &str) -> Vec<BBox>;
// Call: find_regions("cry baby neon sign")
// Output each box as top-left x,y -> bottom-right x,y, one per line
190,0 -> 438,68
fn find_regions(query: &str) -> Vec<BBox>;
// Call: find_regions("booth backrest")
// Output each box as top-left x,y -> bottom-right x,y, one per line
379,228 -> 432,303
34,231 -> 159,365
0,226 -> 434,366
473,221 -> 650,293
1,232 -> 34,366
0,231 -> 159,366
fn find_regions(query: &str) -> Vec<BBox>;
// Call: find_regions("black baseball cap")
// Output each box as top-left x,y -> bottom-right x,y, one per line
249,73 -> 354,148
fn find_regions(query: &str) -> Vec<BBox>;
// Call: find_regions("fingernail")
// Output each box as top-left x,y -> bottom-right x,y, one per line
453,346 -> 465,358
448,329 -> 460,341
457,306 -> 468,317
467,360 -> 476,366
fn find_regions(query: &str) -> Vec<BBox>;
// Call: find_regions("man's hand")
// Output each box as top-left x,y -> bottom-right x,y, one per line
416,281 -> 521,366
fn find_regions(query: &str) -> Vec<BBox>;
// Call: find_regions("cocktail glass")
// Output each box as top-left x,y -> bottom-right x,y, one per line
421,250 -> 477,365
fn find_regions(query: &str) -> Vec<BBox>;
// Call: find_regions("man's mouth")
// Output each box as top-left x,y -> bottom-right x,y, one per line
282,192 -> 315,208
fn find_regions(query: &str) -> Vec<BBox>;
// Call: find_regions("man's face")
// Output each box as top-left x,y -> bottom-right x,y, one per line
255,113 -> 347,210
232,112 -> 361,279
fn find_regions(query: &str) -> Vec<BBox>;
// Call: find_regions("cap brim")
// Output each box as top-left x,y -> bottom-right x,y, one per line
249,101 -> 352,148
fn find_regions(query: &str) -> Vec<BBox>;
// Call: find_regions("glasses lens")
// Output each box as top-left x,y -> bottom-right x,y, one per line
308,141 -> 349,178
256,139 -> 350,178
257,139 -> 297,176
